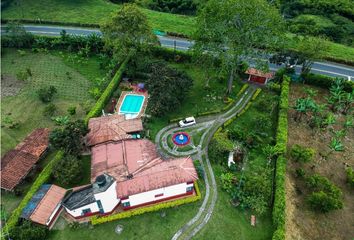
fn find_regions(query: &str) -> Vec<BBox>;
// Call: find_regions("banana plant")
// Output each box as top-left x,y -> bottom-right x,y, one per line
329,138 -> 344,152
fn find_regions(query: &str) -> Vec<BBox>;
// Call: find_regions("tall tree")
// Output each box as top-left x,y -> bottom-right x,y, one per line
193,0 -> 283,94
101,3 -> 158,61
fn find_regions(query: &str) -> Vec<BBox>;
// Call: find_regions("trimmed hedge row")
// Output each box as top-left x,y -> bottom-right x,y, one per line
1,19 -> 100,28
2,151 -> 64,236
91,181 -> 201,225
301,73 -> 354,92
272,76 -> 290,240
84,56 -> 130,125
236,84 -> 249,97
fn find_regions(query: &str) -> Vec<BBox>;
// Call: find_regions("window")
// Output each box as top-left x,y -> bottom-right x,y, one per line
155,193 -> 164,198
186,186 -> 193,192
122,202 -> 130,207
97,200 -> 104,214
81,208 -> 92,216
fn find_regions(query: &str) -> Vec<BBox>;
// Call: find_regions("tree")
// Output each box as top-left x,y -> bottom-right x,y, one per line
209,131 -> 234,164
10,220 -> 48,240
4,21 -> 34,48
49,120 -> 88,155
194,0 -> 283,94
101,3 -> 158,61
52,155 -> 83,186
145,61 -> 193,116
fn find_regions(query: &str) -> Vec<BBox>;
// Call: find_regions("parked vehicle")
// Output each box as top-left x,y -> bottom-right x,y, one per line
179,117 -> 196,127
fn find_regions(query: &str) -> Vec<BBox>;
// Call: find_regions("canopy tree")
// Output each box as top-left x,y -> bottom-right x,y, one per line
101,3 -> 158,61
193,0 -> 284,94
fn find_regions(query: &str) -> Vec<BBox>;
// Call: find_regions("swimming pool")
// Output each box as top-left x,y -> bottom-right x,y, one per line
118,94 -> 145,119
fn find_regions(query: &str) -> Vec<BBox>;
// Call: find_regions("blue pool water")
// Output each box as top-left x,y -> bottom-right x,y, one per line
119,94 -> 145,116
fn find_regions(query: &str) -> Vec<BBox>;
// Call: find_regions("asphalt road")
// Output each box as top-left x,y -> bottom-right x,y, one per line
2,24 -> 354,80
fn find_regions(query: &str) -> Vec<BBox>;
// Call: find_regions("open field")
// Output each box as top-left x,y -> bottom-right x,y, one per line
285,84 -> 354,240
1,48 -> 105,154
2,0 -> 354,64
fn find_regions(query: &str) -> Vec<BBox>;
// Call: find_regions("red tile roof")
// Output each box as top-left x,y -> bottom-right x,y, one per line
30,185 -> 66,226
1,128 -> 50,191
91,139 -> 198,198
245,68 -> 273,79
86,114 -> 143,146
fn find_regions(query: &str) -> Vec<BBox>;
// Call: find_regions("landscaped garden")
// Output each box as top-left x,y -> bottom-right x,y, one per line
285,82 -> 354,240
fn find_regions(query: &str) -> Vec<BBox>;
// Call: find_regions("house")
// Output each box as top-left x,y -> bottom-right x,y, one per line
62,134 -> 198,219
246,68 -> 274,84
1,128 -> 50,191
86,114 -> 143,146
21,184 -> 66,229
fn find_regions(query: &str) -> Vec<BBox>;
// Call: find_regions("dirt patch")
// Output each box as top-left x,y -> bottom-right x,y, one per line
1,74 -> 25,97
285,84 -> 354,240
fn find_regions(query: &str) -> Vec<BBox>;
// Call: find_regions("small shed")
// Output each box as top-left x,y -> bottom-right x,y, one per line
246,68 -> 273,84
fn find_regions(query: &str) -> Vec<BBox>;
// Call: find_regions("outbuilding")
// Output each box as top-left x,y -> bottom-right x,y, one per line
246,68 -> 273,84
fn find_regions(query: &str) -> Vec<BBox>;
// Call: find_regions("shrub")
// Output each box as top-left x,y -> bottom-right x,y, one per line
37,85 -> 57,103
346,167 -> 354,188
51,115 -> 70,126
220,172 -> 236,193
67,106 -> 76,115
302,73 -> 354,92
290,144 -> 316,162
16,70 -> 30,81
193,160 -> 204,179
236,84 -> 249,97
305,174 -> 343,213
295,168 -> 306,178
43,103 -> 57,117
209,131 -> 234,164
52,155 -> 82,186
9,220 -> 49,240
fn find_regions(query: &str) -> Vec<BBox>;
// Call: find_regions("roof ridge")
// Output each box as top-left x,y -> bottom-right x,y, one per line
130,157 -> 162,176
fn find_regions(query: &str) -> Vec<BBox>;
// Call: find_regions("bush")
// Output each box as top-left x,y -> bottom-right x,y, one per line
295,168 -> 306,178
306,174 -> 343,213
9,220 -> 49,240
209,131 -> 234,164
290,144 -> 316,162
302,73 -> 354,92
37,85 -> 57,103
193,160 -> 204,179
67,106 -> 76,115
52,155 -> 82,186
43,103 -> 57,117
346,167 -> 354,188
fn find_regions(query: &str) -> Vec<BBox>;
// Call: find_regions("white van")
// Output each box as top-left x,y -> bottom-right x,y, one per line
179,117 -> 196,127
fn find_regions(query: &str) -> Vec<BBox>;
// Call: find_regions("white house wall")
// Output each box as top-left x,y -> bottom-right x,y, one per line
94,181 -> 120,213
122,182 -> 193,207
64,202 -> 99,218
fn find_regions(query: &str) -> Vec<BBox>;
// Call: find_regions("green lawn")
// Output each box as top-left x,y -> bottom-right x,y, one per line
1,48 -> 105,154
1,0 -> 195,36
147,62 -> 243,140
48,180 -> 205,240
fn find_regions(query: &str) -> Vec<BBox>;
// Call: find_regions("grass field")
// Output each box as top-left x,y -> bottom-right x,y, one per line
2,0 -> 354,64
1,0 -> 195,36
1,48 -> 105,154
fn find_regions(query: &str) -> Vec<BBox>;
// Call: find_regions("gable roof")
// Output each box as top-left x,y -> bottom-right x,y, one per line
86,114 -> 143,146
245,68 -> 273,79
23,184 -> 66,226
91,139 -> 198,198
1,128 -> 50,191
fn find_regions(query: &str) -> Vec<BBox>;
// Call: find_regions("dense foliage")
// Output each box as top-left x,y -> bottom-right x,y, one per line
290,144 -> 316,162
53,155 -> 83,186
49,120 -> 88,156
10,220 -> 49,240
37,85 -> 57,103
306,174 -> 343,213
148,0 -> 197,15
145,61 -> 193,116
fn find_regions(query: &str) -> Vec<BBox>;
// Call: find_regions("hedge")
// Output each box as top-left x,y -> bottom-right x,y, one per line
197,109 -> 221,117
251,88 -> 262,101
272,76 -> 290,240
301,73 -> 354,92
91,181 -> 201,225
84,56 -> 130,125
236,84 -> 249,97
1,19 -> 100,28
2,151 -> 64,237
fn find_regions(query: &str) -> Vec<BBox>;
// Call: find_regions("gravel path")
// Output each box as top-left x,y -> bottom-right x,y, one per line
154,85 -> 257,240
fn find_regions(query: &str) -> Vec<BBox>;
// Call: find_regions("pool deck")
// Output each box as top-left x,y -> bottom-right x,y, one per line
115,89 -> 148,119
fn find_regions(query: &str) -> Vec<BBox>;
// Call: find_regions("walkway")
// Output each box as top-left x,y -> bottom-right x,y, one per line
155,85 -> 257,240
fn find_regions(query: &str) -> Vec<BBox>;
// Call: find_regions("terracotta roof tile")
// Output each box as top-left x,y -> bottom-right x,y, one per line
245,68 -> 273,79
86,115 -> 143,146
1,128 -> 50,191
29,185 -> 66,225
